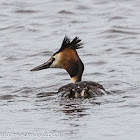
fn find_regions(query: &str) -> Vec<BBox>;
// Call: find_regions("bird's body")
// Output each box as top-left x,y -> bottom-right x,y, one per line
31,36 -> 109,98
58,81 -> 108,98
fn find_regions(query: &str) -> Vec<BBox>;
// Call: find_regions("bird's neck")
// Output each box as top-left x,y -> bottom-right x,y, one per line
71,59 -> 84,83
59,49 -> 84,83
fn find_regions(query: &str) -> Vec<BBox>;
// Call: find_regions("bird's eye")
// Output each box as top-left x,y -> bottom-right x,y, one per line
52,57 -> 55,62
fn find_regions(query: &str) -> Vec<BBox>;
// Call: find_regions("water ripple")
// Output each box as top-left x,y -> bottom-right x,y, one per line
0,95 -> 17,100
0,0 -> 140,139
58,10 -> 74,15
14,10 -> 39,14
103,29 -> 139,35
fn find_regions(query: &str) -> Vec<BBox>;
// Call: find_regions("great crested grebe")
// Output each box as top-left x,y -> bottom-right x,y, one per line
31,36 -> 109,98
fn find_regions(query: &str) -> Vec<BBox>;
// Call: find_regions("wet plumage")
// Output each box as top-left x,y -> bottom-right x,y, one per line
58,81 -> 109,98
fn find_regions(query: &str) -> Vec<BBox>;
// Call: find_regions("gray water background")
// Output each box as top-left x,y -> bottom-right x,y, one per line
0,0 -> 140,139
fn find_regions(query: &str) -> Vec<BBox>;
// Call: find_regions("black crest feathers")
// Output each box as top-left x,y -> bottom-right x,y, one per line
58,36 -> 83,52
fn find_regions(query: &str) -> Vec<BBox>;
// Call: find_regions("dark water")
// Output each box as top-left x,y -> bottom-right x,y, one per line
0,0 -> 140,139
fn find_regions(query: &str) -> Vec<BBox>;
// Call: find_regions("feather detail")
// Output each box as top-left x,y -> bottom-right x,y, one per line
58,36 -> 83,52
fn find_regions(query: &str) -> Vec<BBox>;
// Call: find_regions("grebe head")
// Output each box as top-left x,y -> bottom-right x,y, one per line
31,36 -> 84,83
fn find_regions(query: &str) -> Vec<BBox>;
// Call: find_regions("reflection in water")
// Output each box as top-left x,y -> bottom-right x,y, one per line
36,91 -> 102,119
59,99 -> 101,118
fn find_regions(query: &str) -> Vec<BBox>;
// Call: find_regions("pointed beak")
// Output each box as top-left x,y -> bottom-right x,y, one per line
30,58 -> 54,71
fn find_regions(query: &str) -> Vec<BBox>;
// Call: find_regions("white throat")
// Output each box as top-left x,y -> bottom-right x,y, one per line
71,76 -> 77,83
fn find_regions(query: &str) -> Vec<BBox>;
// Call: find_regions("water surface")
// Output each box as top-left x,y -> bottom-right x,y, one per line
0,0 -> 140,139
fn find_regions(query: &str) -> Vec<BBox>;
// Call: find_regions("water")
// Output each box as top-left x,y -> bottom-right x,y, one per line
0,0 -> 140,139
